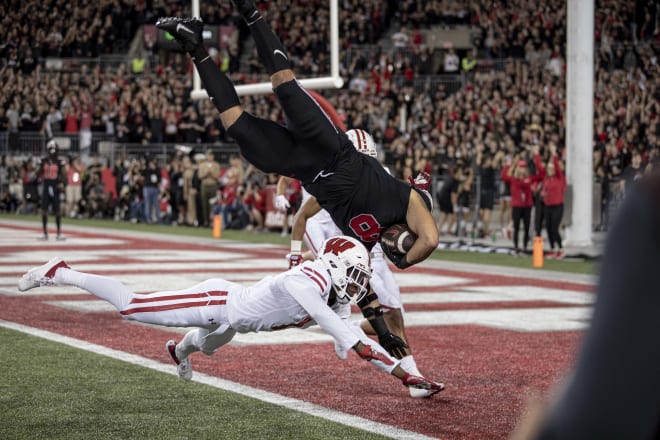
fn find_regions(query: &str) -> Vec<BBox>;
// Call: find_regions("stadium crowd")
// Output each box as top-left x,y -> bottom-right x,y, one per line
0,0 -> 658,245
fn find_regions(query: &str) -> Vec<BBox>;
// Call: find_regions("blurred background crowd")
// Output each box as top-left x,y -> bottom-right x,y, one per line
0,0 -> 658,246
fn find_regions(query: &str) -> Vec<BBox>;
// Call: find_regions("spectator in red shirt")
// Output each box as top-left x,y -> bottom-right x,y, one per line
534,143 -> 567,258
243,178 -> 267,232
500,151 -> 543,254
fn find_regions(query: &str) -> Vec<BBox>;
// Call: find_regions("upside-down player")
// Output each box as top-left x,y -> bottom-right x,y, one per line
18,235 -> 444,396
155,1 -> 438,271
281,129 -> 434,397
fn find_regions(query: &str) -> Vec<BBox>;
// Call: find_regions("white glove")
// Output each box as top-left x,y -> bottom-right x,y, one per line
275,194 -> 290,211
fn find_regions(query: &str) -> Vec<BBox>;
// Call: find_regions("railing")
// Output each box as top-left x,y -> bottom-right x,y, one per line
43,54 -> 137,72
0,131 -> 242,166
1,132 -> 116,157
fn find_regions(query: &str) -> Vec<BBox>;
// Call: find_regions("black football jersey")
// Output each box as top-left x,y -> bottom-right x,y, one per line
40,158 -> 64,186
304,135 -> 411,250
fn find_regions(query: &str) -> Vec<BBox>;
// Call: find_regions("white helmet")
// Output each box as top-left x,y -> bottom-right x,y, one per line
346,128 -> 377,158
46,139 -> 59,156
318,235 -> 372,304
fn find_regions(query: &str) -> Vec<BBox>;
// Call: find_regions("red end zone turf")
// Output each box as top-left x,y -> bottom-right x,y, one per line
0,223 -> 586,439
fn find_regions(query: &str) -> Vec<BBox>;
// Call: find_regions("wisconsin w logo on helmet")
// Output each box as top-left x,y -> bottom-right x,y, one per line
323,236 -> 358,255
319,236 -> 371,304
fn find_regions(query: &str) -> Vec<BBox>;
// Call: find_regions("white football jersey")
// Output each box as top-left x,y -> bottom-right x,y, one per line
226,259 -> 358,353
302,187 -> 342,256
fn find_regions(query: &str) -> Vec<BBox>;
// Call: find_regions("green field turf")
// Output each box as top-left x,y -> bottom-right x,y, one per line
0,214 -> 597,275
0,327 -> 391,440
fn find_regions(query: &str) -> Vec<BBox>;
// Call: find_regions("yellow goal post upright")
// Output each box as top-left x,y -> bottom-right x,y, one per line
189,0 -> 343,99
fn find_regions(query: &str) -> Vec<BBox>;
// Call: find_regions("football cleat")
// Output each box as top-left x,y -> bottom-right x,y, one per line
232,0 -> 260,22
56,234 -> 66,241
409,387 -> 435,398
18,257 -> 70,292
166,340 -> 193,381
155,17 -> 203,52
402,373 -> 445,397
38,235 -> 48,241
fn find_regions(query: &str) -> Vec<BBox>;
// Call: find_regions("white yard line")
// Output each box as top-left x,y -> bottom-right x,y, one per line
0,319 -> 436,440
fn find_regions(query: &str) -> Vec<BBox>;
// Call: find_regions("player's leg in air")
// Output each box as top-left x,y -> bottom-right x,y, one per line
156,5 -> 339,183
17,258 -> 237,380
229,1 -> 341,145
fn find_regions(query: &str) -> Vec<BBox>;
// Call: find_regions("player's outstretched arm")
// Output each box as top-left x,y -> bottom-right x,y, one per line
357,293 -> 409,358
353,341 -> 445,396
402,190 -> 439,268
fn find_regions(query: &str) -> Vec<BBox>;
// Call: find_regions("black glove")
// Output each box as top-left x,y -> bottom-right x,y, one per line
381,244 -> 411,269
378,332 -> 409,359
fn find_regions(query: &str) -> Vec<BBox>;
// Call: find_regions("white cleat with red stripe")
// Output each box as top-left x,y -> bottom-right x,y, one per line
166,340 -> 193,381
18,258 -> 70,292
402,373 -> 445,397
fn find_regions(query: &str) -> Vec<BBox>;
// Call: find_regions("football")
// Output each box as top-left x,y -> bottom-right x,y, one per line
380,224 -> 417,255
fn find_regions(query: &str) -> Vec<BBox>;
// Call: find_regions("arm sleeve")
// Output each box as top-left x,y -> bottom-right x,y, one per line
283,275 -> 360,355
553,155 -> 564,180
533,153 -> 545,178
500,166 -> 511,182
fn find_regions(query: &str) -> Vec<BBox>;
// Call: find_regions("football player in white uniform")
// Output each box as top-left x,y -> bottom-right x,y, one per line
18,236 -> 444,396
285,130 -> 434,398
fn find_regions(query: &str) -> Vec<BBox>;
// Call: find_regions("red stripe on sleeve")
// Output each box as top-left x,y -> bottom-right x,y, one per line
301,267 -> 328,291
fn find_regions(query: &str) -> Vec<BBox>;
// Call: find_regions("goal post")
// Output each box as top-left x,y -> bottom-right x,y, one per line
190,0 -> 343,99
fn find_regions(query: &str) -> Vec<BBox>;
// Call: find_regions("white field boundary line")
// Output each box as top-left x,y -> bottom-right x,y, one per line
1,319 -> 436,440
0,219 -> 596,284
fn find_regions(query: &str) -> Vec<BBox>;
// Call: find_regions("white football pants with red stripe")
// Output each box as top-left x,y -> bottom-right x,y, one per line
54,267 -> 238,355
55,267 -> 232,326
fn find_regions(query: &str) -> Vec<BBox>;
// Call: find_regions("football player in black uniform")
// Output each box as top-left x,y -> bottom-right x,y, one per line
156,1 -> 438,271
39,139 -> 66,240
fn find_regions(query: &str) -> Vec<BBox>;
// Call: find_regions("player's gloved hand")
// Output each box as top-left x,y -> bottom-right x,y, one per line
381,244 -> 411,270
288,252 -> 303,268
275,194 -> 290,211
378,332 -> 409,359
401,373 -> 445,396
409,171 -> 431,192
354,342 -> 394,365
334,342 -> 349,360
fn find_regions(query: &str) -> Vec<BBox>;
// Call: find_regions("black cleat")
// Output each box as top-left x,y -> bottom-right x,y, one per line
232,0 -> 260,23
155,17 -> 203,52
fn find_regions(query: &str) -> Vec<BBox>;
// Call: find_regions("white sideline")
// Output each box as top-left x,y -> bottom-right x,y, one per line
1,319 -> 435,440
